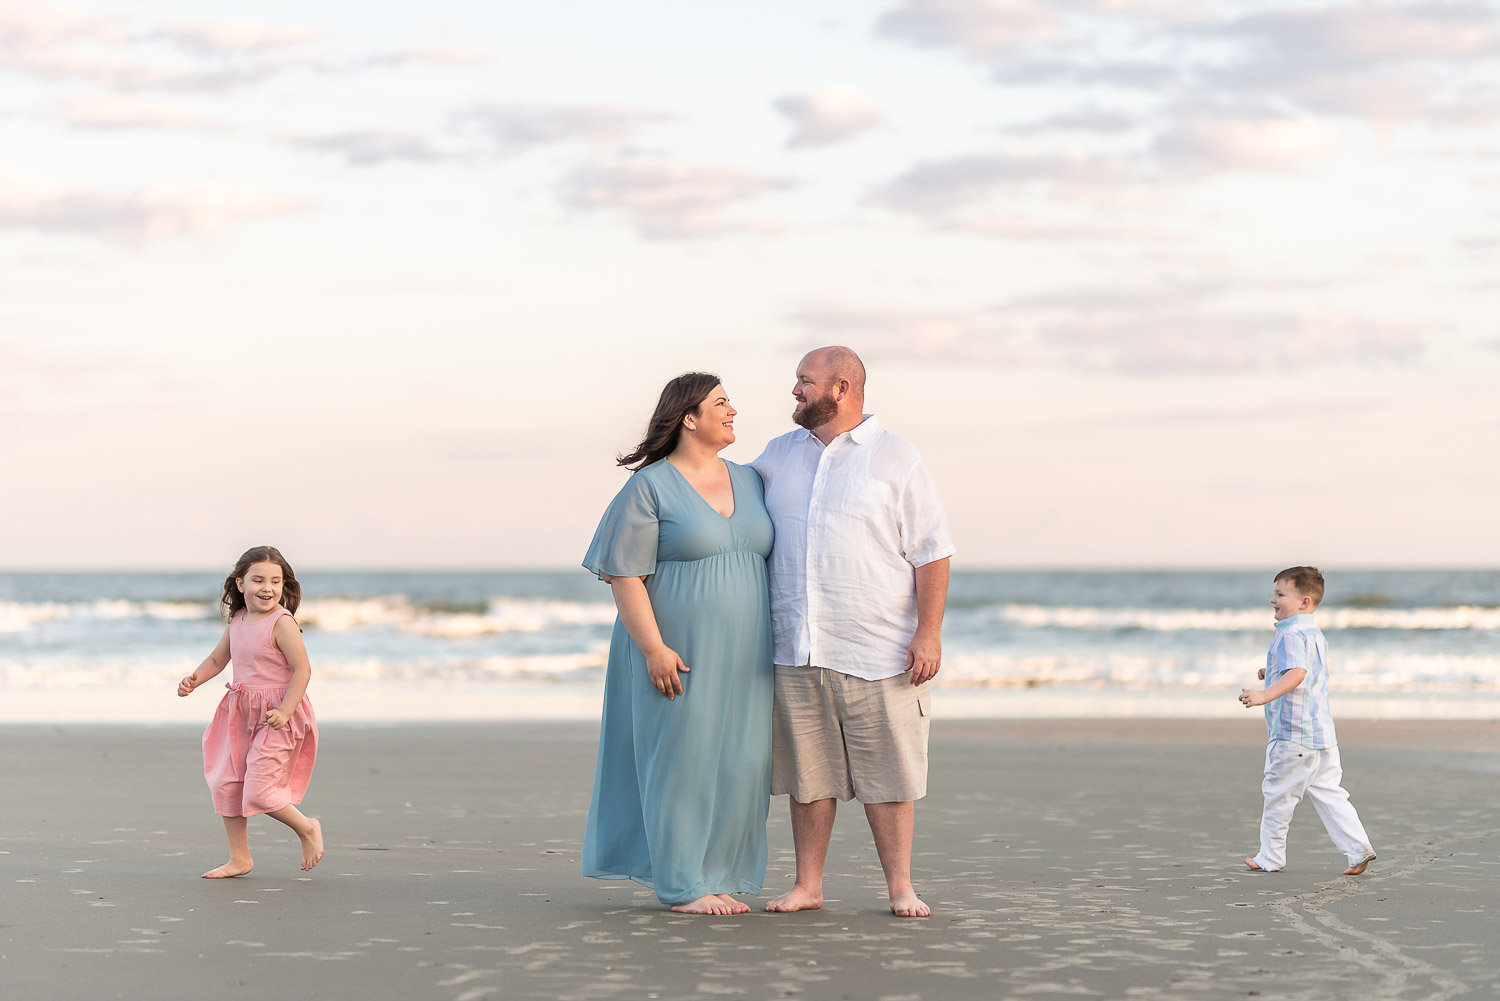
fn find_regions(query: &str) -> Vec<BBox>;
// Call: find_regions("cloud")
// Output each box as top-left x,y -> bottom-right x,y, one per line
872,150 -> 1136,215
989,55 -> 1183,90
876,1 -> 1500,132
1005,106 -> 1141,134
562,160 -> 786,239
282,129 -> 450,166
0,3 -> 310,91
0,1 -> 486,93
145,18 -> 322,56
1200,4 -> 1500,127
55,94 -> 226,132
1039,309 -> 1426,373
0,0 -> 129,48
875,0 -> 1068,58
0,176 -> 304,243
773,88 -> 883,148
460,101 -> 675,152
1153,113 -> 1343,171
352,46 -> 491,70
788,303 -> 1035,365
1224,2 -> 1500,68
791,290 -> 1427,374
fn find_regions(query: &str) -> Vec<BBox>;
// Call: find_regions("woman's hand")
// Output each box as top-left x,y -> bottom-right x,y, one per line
177,675 -> 197,697
265,707 -> 291,729
644,646 -> 690,700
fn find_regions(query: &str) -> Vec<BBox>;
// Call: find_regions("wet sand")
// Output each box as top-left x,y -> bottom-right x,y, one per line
2,718 -> 1497,1001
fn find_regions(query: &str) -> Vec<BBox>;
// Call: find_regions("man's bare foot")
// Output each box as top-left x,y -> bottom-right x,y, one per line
1244,857 -> 1265,871
713,894 -> 751,914
299,818 -> 324,871
890,891 -> 930,918
1344,853 -> 1375,876
670,894 -> 735,915
202,860 -> 253,878
764,886 -> 823,913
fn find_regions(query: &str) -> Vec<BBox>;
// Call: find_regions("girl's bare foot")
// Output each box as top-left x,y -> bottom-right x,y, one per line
764,885 -> 823,913
713,894 -> 751,914
202,860 -> 253,878
299,818 -> 324,871
670,894 -> 734,915
890,890 -> 930,918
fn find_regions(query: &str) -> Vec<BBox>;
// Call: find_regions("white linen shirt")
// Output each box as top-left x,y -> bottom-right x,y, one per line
750,415 -> 955,680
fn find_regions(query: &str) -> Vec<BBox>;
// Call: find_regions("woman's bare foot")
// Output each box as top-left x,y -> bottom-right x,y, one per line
202,859 -> 253,878
764,885 -> 823,913
713,894 -> 751,914
670,894 -> 735,915
890,891 -> 930,918
299,818 -> 324,871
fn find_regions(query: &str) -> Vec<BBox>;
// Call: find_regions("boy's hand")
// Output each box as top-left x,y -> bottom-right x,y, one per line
1257,668 -> 1266,681
1239,688 -> 1263,708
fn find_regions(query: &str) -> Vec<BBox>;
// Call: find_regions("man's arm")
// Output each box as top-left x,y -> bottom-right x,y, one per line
904,557 -> 950,686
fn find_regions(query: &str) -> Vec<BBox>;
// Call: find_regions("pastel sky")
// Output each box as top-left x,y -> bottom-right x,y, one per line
3,0 -> 1497,570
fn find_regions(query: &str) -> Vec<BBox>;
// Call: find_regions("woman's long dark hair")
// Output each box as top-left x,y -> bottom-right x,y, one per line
617,372 -> 721,471
221,545 -> 302,619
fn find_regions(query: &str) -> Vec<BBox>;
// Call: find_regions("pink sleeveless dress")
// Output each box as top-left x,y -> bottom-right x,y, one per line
202,605 -> 318,818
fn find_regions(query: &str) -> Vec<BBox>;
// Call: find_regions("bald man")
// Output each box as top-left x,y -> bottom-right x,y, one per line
750,346 -> 954,918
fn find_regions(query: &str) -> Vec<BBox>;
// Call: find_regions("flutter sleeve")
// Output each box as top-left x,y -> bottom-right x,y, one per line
581,471 -> 659,580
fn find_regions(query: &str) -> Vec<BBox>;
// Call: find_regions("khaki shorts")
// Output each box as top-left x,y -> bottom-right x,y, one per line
771,665 -> 931,804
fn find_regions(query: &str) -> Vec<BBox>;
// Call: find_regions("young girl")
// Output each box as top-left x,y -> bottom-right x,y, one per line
177,546 -> 323,877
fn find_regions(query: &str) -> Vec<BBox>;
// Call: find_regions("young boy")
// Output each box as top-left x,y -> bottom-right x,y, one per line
1238,566 -> 1376,875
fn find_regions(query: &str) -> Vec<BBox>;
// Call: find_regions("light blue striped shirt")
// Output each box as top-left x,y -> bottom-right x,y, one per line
1264,613 -> 1336,749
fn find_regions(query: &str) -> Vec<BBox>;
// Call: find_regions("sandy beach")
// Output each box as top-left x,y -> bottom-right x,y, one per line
3,718 -> 1496,1001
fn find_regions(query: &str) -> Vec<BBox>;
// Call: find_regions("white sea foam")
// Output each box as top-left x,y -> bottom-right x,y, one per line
940,650 -> 1500,694
3,570 -> 1496,721
991,604 -> 1500,632
295,596 -> 616,636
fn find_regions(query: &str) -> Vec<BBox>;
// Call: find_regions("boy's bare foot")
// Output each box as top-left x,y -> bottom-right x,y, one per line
764,886 -> 823,913
713,894 -> 751,914
1343,853 -> 1375,876
670,894 -> 735,915
890,891 -> 930,918
1244,857 -> 1265,871
202,860 -> 253,878
299,818 -> 324,871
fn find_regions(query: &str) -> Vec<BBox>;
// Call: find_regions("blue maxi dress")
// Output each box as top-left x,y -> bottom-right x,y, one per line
581,458 -> 774,905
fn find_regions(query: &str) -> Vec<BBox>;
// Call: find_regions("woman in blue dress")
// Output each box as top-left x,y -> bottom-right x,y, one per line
581,372 -> 774,915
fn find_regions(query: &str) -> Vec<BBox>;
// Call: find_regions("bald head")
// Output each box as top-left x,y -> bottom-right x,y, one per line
793,345 -> 867,442
801,345 -> 866,400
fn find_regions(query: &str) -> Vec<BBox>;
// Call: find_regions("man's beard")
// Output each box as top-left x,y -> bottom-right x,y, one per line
792,395 -> 838,429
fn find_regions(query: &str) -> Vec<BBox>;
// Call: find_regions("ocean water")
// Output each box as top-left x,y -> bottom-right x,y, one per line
3,570 -> 1498,723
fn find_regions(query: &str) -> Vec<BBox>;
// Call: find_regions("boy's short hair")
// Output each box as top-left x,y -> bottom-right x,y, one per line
1275,566 -> 1325,607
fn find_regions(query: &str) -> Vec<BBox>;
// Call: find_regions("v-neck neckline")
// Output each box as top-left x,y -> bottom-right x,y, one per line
664,458 -> 736,520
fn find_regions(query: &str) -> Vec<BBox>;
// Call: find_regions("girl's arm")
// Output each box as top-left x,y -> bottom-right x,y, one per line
603,574 -> 688,700
1240,668 -> 1306,708
265,616 -> 312,729
178,628 -> 231,696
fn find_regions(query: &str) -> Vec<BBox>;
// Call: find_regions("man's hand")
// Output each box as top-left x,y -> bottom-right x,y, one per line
904,629 -> 942,686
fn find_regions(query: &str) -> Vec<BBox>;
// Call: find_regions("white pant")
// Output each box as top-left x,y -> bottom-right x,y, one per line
1254,740 -> 1374,871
